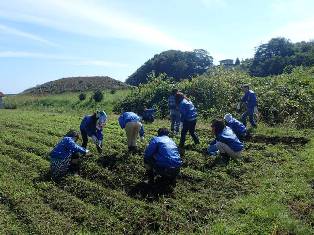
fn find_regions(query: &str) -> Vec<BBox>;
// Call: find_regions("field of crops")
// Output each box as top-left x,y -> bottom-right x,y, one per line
0,109 -> 313,234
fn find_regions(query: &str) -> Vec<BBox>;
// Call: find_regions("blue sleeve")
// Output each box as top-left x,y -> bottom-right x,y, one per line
139,124 -> 145,137
241,92 -> 248,103
67,138 -> 87,154
144,138 -> 158,160
96,129 -> 103,141
179,103 -> 187,122
118,115 -> 125,129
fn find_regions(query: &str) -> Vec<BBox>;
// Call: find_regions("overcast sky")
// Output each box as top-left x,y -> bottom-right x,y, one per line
1,0 -> 314,93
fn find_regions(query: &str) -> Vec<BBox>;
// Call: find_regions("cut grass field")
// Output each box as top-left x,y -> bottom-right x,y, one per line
0,109 -> 313,234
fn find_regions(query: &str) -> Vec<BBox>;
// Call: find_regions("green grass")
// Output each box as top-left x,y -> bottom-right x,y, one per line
0,109 -> 313,234
3,90 -> 130,114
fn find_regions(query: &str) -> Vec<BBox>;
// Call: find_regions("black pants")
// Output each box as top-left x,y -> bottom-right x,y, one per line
179,119 -> 200,147
80,129 -> 88,149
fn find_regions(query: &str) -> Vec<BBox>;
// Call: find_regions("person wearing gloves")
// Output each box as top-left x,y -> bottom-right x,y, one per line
209,119 -> 244,159
80,111 -> 107,154
144,128 -> 182,184
224,113 -> 247,139
175,92 -> 200,148
50,130 -> 89,180
168,89 -> 180,135
237,84 -> 258,127
118,111 -> 145,152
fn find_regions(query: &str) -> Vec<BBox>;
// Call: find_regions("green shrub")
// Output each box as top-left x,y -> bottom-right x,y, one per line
114,67 -> 314,128
4,102 -> 17,109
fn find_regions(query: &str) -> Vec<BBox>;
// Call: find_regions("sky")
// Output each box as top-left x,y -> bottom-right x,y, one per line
1,0 -> 314,94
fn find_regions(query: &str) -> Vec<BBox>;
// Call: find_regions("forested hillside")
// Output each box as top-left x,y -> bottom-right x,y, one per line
126,49 -> 213,86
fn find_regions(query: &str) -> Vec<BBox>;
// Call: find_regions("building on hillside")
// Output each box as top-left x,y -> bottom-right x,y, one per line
219,59 -> 234,68
0,92 -> 4,109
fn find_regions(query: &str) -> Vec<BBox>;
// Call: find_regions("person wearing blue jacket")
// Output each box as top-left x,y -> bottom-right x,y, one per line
50,130 -> 89,179
175,92 -> 200,148
144,128 -> 182,183
80,111 -> 107,154
209,119 -> 244,159
118,111 -> 145,152
238,84 -> 258,127
224,113 -> 247,139
142,107 -> 156,123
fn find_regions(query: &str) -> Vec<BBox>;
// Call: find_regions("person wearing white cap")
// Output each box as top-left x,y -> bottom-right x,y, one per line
80,111 -> 108,154
224,113 -> 247,139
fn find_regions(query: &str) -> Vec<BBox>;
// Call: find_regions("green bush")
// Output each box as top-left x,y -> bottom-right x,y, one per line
114,67 -> 314,128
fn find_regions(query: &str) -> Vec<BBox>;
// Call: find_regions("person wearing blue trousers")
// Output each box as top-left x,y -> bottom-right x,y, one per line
238,84 -> 258,127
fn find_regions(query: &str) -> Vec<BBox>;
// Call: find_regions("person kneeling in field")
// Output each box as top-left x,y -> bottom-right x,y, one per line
208,119 -> 244,161
118,111 -> 145,152
80,111 -> 107,154
224,113 -> 247,140
50,130 -> 89,180
144,128 -> 182,184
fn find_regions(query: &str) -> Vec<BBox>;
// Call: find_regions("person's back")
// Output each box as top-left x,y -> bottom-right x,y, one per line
50,137 -> 85,160
217,126 -> 243,152
145,135 -> 182,168
179,98 -> 197,121
224,114 -> 247,138
142,108 -> 156,123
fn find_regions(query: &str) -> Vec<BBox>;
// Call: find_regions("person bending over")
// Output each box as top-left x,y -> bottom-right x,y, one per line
144,128 -> 182,184
208,119 -> 244,160
80,110 -> 107,154
224,113 -> 247,140
118,111 -> 145,152
50,130 -> 89,180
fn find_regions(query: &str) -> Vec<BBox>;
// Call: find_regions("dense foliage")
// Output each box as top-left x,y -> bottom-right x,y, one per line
250,38 -> 314,77
115,67 -> 314,128
126,49 -> 213,86
92,90 -> 103,102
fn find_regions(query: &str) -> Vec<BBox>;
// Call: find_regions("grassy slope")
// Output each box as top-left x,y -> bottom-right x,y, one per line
0,109 -> 313,234
3,90 -> 130,114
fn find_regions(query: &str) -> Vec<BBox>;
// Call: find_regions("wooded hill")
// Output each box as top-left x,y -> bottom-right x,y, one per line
23,76 -> 130,94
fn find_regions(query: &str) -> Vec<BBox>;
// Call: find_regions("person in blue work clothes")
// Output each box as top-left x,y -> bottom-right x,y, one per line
238,84 -> 258,127
50,130 -> 89,180
80,111 -> 107,154
168,89 -> 180,135
224,113 -> 247,140
144,128 -> 182,184
176,92 -> 200,148
208,119 -> 244,161
142,107 -> 156,123
118,111 -> 145,152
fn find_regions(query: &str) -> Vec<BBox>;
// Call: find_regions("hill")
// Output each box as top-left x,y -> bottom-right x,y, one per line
126,49 -> 213,86
23,76 -> 130,94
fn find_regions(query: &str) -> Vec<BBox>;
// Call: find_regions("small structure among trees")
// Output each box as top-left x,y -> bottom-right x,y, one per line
0,92 -> 4,109
219,59 -> 234,68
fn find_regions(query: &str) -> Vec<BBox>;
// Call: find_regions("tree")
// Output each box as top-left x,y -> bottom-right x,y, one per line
234,58 -> 240,66
250,37 -> 294,76
126,49 -> 213,86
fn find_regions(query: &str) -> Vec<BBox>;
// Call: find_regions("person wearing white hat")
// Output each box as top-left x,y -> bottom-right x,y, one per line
80,111 -> 108,154
224,113 -> 247,139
